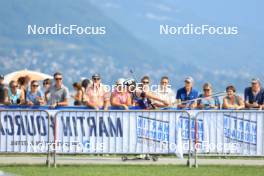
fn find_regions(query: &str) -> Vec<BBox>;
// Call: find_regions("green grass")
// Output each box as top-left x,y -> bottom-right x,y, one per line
1,165 -> 264,176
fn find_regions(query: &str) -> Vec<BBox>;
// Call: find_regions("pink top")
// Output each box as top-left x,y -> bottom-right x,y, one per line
111,90 -> 130,105
86,84 -> 110,107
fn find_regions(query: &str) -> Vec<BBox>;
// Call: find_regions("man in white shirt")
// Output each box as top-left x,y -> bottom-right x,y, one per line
153,76 -> 176,107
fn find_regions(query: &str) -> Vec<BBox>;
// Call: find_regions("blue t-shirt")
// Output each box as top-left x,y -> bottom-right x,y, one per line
197,94 -> 220,109
176,87 -> 198,104
26,91 -> 43,105
244,87 -> 264,105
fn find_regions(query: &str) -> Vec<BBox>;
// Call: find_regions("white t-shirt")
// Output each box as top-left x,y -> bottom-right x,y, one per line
154,87 -> 176,106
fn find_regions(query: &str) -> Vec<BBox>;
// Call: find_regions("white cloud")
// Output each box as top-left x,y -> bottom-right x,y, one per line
104,2 -> 120,9
67,44 -> 80,49
153,3 -> 172,12
145,12 -> 171,21
149,2 -> 180,13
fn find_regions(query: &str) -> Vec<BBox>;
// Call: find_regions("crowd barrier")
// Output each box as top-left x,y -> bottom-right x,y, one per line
192,110 -> 264,167
52,110 -> 189,167
1,106 -> 264,168
0,109 -> 52,166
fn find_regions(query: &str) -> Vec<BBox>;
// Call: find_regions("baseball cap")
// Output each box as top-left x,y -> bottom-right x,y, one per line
185,76 -> 194,83
123,78 -> 136,87
0,75 -> 4,79
116,78 -> 125,85
251,78 -> 260,84
92,73 -> 101,79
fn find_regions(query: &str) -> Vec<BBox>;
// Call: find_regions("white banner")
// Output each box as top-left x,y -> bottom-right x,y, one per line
193,111 -> 264,156
54,111 -> 184,158
0,110 -> 51,153
0,110 -> 185,158
1,109 -> 264,156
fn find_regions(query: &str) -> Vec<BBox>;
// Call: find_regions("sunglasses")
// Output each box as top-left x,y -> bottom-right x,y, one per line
55,77 -> 62,81
142,81 -> 149,84
32,84 -> 39,87
93,78 -> 100,80
43,82 -> 50,85
203,89 -> 210,91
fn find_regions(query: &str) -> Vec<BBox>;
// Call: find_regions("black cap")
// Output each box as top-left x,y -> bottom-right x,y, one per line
92,73 -> 101,79
123,79 -> 136,87
0,75 -> 4,79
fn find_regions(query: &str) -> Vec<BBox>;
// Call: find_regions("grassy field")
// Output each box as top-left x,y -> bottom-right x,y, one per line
1,165 -> 264,176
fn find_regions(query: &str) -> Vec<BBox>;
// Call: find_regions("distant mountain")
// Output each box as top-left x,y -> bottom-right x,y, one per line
0,0 -> 175,83
90,0 -> 264,91
0,0 -> 261,93
90,0 -> 264,68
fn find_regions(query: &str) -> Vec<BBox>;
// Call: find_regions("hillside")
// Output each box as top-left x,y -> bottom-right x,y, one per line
0,0 -> 259,92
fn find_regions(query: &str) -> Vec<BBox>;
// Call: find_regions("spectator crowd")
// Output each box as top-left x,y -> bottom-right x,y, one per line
0,72 -> 264,110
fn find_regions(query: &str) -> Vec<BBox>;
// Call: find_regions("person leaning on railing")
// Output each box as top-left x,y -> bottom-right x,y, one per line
0,75 -> 7,105
244,78 -> 264,109
4,80 -> 25,105
85,74 -> 110,110
153,76 -> 176,108
197,83 -> 220,109
26,80 -> 45,106
123,78 -> 169,110
110,78 -> 132,110
136,75 -> 164,109
49,72 -> 70,108
176,76 -> 198,109
222,85 -> 244,110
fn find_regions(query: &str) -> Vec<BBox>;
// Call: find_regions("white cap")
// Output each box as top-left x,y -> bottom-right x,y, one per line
116,78 -> 125,85
185,76 -> 194,83
251,78 -> 260,84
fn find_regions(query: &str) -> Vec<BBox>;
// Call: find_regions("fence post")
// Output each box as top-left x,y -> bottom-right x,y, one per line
46,111 -> 51,167
53,113 -> 57,168
187,111 -> 192,168
194,112 -> 198,168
